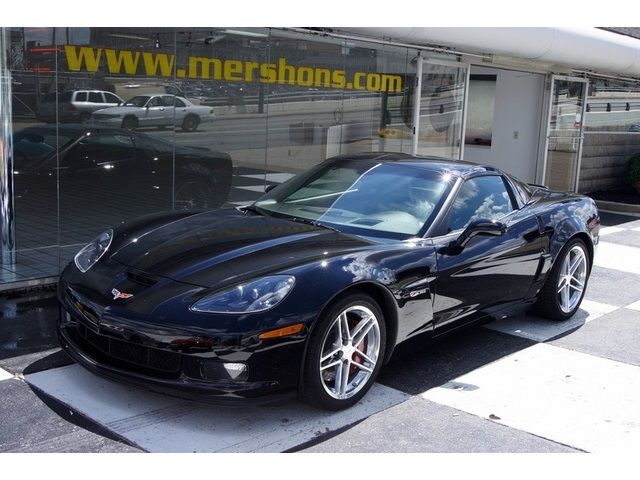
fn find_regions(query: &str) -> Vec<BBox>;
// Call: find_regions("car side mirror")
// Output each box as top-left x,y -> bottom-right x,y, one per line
455,218 -> 506,248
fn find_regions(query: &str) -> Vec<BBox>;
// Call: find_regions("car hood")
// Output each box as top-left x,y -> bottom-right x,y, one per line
110,209 -> 373,288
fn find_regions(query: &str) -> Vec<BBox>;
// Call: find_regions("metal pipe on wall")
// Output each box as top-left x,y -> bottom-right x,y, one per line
0,27 -> 16,266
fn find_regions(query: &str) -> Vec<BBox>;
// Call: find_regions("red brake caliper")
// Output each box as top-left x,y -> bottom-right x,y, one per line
350,317 -> 367,375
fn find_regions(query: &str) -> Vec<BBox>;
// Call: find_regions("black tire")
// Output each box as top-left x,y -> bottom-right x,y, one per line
121,116 -> 138,130
181,114 -> 200,132
533,237 -> 590,321
174,178 -> 215,210
302,293 -> 386,411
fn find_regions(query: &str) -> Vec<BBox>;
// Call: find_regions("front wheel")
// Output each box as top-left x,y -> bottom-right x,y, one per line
534,238 -> 590,321
302,294 -> 386,410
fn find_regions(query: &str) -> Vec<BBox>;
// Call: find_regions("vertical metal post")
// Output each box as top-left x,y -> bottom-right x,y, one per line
0,27 -> 16,266
412,53 -> 423,156
459,62 -> 471,161
574,79 -> 589,193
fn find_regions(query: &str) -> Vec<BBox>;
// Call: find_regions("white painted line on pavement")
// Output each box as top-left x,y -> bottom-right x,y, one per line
484,299 -> 618,342
0,367 -> 12,381
241,173 -> 296,183
625,300 -> 640,311
594,241 -> 640,275
236,185 -> 268,193
422,343 -> 640,452
25,364 -> 409,453
598,226 -> 626,236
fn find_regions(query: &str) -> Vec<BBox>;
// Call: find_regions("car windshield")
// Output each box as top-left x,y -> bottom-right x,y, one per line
13,129 -> 77,165
123,96 -> 150,107
254,159 -> 454,237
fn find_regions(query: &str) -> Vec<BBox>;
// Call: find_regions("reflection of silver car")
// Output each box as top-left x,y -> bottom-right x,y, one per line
91,94 -> 215,131
40,90 -> 124,123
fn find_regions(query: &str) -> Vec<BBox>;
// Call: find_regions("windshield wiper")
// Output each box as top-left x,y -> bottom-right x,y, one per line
240,204 -> 260,214
285,216 -> 340,233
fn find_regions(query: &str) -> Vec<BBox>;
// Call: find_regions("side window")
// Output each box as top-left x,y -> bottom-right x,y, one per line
447,176 -> 514,232
88,92 -> 103,103
74,91 -> 87,102
174,98 -> 186,108
148,96 -> 163,107
104,92 -> 121,104
64,135 -> 138,166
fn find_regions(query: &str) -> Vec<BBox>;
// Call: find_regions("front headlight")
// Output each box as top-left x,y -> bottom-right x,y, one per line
190,275 -> 295,314
74,229 -> 113,273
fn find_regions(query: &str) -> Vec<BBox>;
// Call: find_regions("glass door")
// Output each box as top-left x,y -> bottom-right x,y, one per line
412,58 -> 469,159
543,76 -> 588,192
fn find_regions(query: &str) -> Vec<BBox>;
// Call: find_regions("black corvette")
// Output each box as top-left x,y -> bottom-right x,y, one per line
57,152 -> 599,410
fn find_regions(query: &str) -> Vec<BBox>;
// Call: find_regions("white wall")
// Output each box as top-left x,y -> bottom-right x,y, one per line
464,66 -> 545,182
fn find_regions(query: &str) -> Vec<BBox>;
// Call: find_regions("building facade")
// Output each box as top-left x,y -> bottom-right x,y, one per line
1,27 -> 640,289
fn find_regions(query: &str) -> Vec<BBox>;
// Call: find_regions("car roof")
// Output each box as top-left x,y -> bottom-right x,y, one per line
327,152 -> 501,179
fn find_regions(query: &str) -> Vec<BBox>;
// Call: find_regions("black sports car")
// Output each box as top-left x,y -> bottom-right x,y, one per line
57,152 -> 600,410
13,125 -> 232,245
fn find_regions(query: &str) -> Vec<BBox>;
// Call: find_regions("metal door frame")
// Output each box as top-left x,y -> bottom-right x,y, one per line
412,56 -> 470,160
540,74 -> 588,192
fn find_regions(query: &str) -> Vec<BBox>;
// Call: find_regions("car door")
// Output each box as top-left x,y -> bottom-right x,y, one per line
103,91 -> 123,108
141,96 -> 166,126
171,96 -> 189,125
430,174 -> 544,334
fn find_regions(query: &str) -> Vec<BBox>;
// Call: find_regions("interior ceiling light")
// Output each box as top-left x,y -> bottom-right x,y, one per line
221,29 -> 267,38
108,33 -> 150,41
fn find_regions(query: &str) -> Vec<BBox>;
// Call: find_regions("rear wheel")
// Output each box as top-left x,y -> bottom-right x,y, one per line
534,238 -> 590,320
302,294 -> 386,410
181,115 -> 200,132
122,116 -> 138,130
174,178 -> 215,210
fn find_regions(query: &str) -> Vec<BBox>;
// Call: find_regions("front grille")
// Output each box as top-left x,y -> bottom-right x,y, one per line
71,323 -> 182,377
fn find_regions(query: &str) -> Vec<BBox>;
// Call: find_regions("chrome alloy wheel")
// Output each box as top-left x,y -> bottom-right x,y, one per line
319,305 -> 381,400
557,244 -> 588,313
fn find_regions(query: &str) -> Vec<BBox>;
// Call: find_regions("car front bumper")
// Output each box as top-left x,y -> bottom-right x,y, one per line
57,282 -> 306,404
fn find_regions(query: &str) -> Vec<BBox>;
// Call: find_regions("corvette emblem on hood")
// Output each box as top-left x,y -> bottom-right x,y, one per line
111,288 -> 134,300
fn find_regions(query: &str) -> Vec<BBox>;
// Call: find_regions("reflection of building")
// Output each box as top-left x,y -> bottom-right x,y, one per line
3,26 -> 640,288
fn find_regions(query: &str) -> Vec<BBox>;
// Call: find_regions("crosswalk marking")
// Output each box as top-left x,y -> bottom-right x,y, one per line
599,226 -> 626,236
236,185 -> 268,193
625,300 -> 640,311
25,364 -> 409,453
240,173 -> 296,183
484,299 -> 618,342
594,241 -> 640,275
0,368 -> 12,382
422,343 -> 640,452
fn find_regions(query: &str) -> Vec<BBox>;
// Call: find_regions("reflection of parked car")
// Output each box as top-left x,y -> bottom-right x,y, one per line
13,125 -> 232,216
39,90 -> 124,123
56,153 -> 598,410
92,95 -> 215,131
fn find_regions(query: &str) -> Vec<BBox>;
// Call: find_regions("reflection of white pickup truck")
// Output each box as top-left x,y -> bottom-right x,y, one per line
91,94 -> 215,131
